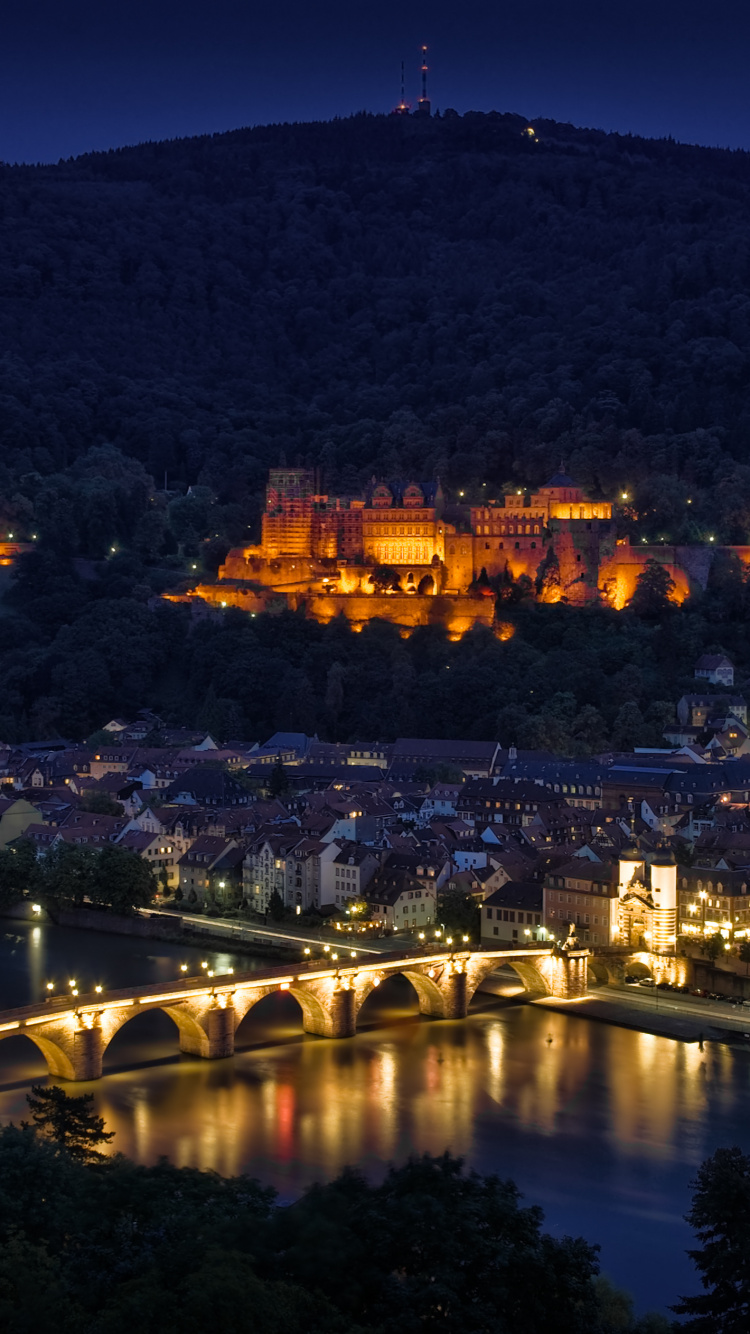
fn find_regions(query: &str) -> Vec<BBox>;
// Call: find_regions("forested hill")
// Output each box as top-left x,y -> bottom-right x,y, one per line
3,110 -> 750,539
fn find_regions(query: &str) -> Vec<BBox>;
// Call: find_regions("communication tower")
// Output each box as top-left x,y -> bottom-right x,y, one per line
416,45 -> 431,116
392,59 -> 410,116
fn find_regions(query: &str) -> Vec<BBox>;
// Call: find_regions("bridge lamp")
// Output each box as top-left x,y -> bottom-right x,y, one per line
331,953 -> 338,960
418,932 -> 425,940
350,951 -> 357,958
304,947 -> 311,955
227,967 -> 234,974
95,986 -> 102,994
207,970 -> 214,977
324,945 -> 330,952
446,936 -> 453,944
180,963 -> 188,971
201,961 -> 208,969
71,989 -> 78,996
69,980 -> 76,989
462,934 -> 469,942
46,982 -> 53,991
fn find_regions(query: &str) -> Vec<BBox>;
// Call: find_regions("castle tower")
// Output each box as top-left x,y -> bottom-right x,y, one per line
649,854 -> 677,954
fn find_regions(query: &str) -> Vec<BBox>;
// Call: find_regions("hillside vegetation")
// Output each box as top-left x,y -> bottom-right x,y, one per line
2,112 -> 750,743
2,111 -> 750,540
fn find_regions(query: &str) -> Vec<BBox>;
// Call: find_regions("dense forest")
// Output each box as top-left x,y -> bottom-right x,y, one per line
3,111 -> 750,540
2,540 -> 749,745
3,111 -> 750,741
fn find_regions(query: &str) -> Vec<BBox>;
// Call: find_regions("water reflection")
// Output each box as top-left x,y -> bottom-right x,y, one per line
1,930 -> 750,1310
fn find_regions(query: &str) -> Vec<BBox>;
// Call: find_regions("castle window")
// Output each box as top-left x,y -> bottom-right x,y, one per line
531,542 -> 536,548
515,542 -> 520,549
499,542 -> 503,549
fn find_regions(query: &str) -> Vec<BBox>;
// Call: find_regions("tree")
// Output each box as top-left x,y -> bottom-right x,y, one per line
268,757 -> 290,798
91,844 -> 156,914
535,547 -> 562,601
437,888 -> 480,941
368,565 -> 401,593
571,704 -> 608,755
268,889 -> 285,921
270,1152 -> 602,1333
80,789 -> 125,817
0,838 -> 41,908
673,1145 -> 750,1332
700,931 -> 726,963
25,1085 -> 115,1162
612,701 -> 646,751
628,560 -> 677,618
738,940 -> 750,976
40,843 -> 99,909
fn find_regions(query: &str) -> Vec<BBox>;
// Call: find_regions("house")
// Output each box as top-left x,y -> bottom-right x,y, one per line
480,882 -> 544,946
163,767 -> 250,807
543,858 -> 618,946
320,842 -> 380,908
365,868 -> 437,932
0,796 -> 42,848
117,829 -> 180,890
283,838 -> 327,912
695,654 -> 734,687
178,835 -> 239,904
242,831 -> 305,912
210,844 -> 247,907
389,738 -> 500,779
418,784 -> 462,824
676,694 -> 747,728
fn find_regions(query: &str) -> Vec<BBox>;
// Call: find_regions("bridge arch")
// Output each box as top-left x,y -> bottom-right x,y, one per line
399,968 -> 451,1016
100,1002 -> 214,1061
505,959 -> 552,996
232,984 -> 331,1038
0,1028 -> 76,1081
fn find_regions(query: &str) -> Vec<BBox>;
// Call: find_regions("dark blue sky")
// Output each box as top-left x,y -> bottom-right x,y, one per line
3,1 -> 749,163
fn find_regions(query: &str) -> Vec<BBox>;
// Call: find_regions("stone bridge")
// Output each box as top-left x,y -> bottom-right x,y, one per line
0,945 -> 589,1081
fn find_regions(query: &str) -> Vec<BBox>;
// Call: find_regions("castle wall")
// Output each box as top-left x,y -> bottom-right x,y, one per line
598,544 -> 691,609
175,583 -> 495,637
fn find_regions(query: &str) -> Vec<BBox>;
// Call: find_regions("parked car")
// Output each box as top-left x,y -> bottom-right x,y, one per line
639,977 -> 656,988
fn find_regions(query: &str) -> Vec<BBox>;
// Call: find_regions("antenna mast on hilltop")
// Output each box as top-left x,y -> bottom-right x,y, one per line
417,45 -> 431,116
392,59 -> 410,115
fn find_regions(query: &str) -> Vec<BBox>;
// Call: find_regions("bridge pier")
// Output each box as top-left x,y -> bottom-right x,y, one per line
72,1018 -> 104,1081
417,967 -> 468,1020
177,1000 -> 236,1059
542,949 -> 589,1000
302,983 -> 356,1038
204,1003 -> 236,1058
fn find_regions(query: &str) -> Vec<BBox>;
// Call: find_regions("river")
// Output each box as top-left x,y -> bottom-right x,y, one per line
0,918 -> 748,1315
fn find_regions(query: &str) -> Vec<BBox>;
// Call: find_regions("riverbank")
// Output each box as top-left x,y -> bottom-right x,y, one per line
534,986 -> 750,1045
36,906 -> 306,964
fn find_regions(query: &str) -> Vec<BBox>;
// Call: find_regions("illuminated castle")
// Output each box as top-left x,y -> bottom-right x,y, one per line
171,465 -> 718,631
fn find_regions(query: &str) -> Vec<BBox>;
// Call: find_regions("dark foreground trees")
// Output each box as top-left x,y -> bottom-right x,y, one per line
0,1089 -> 672,1334
674,1145 -> 750,1333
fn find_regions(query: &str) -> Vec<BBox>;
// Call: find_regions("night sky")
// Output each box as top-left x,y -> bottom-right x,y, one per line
3,1 -> 749,163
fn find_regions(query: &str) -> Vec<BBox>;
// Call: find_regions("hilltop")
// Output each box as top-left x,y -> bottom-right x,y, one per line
2,111 -> 750,543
